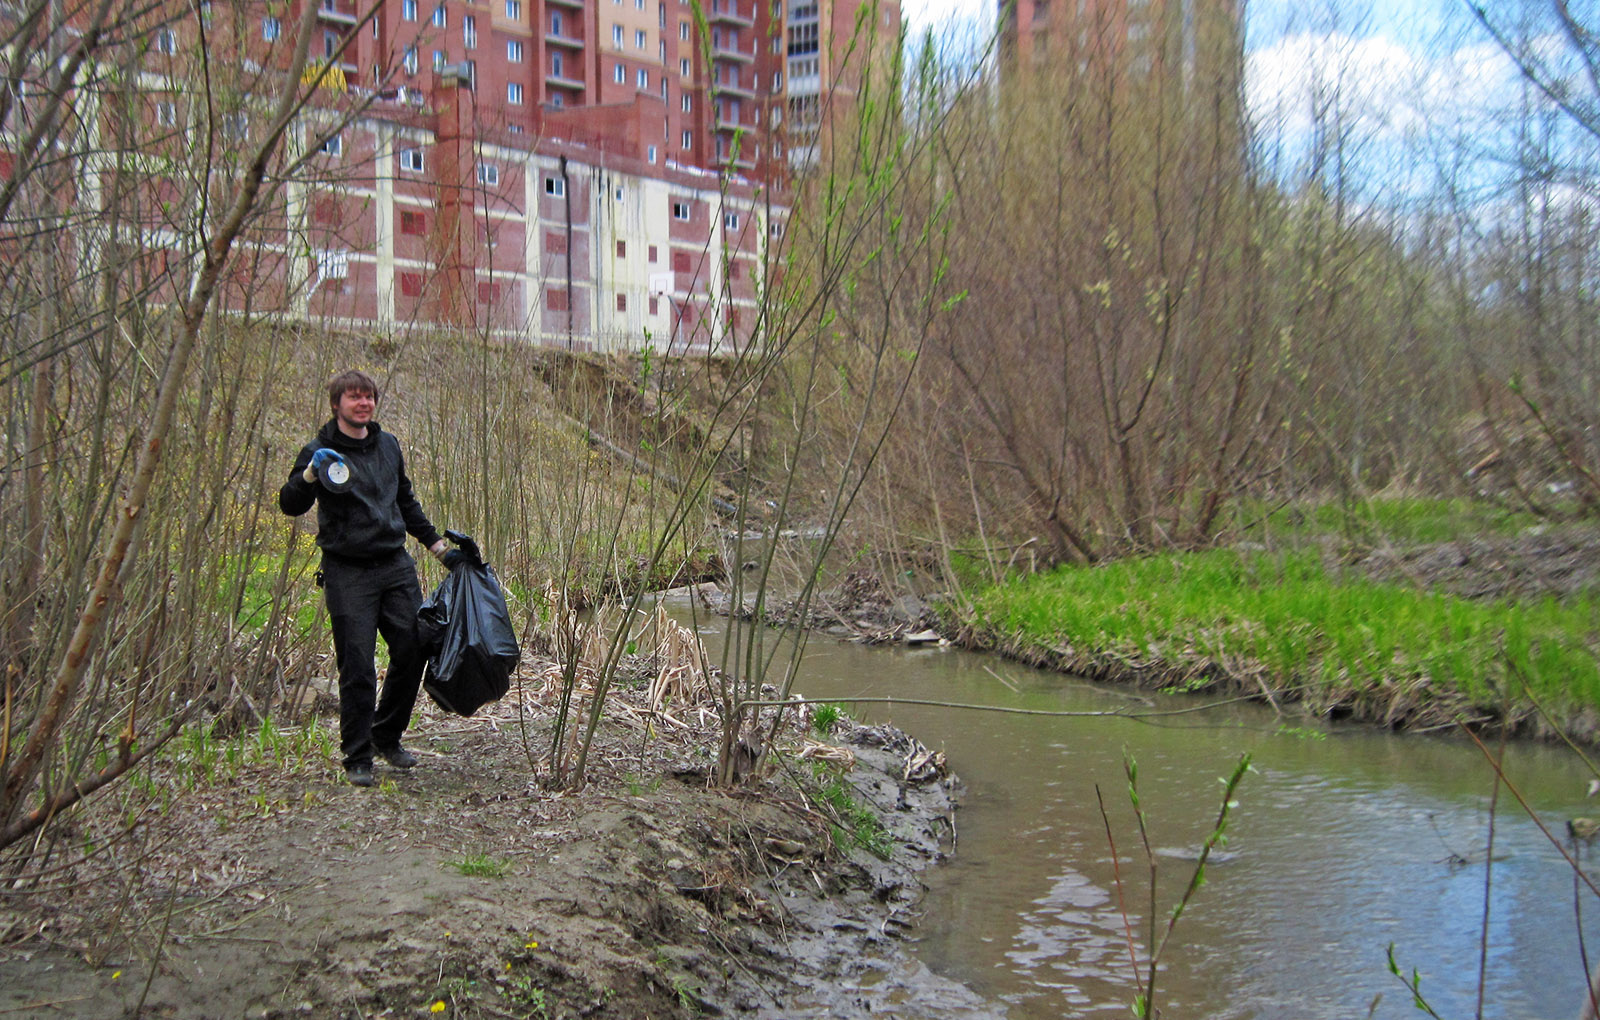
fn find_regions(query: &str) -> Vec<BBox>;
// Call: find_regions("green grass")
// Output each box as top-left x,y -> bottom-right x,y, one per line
969,547 -> 1600,716
449,853 -> 511,877
817,777 -> 893,858
1239,496 -> 1543,545
810,702 -> 845,736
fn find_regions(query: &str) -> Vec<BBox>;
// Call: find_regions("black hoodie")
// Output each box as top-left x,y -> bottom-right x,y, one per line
279,419 -> 442,562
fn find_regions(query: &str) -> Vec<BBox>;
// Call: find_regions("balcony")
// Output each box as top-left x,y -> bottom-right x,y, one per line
545,30 -> 584,49
546,0 -> 585,8
317,0 -> 357,24
545,71 -> 586,90
713,80 -> 756,99
711,42 -> 753,63
707,1 -> 753,27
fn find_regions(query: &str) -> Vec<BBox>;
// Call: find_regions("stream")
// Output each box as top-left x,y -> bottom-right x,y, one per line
667,594 -> 1600,1020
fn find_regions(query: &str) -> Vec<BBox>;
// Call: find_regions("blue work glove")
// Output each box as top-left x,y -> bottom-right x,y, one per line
310,448 -> 344,477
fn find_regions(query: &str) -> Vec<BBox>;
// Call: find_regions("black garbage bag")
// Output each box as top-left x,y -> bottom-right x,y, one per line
416,532 -> 520,716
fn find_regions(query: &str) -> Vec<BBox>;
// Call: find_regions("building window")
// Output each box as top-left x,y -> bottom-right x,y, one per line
403,46 -> 418,73
433,49 -> 446,69
724,212 -> 738,230
463,14 -> 476,48
680,57 -> 689,76
402,0 -> 417,18
635,28 -> 646,48
400,210 -> 426,235
478,162 -> 500,185
323,29 -> 339,58
681,129 -> 691,148
647,144 -> 657,163
729,260 -> 741,279
660,39 -> 666,60
544,176 -> 565,197
681,94 -> 691,112
507,82 -> 523,103
616,240 -> 626,257
222,113 -> 248,140
649,295 -> 659,315
615,186 -> 625,201
679,20 -> 688,39
637,68 -> 647,88
550,92 -> 563,107
551,11 -> 562,33
510,122 -> 525,131
400,272 -> 423,297
614,62 -> 625,83
400,147 -> 424,172
612,24 -> 623,46
508,39 -> 523,61
545,231 -> 567,253
432,4 -> 445,26
616,293 -> 627,312
156,27 -> 177,54
316,250 -> 349,280
505,0 -> 521,18
262,16 -> 281,39
547,288 -> 569,312
321,132 -> 342,156
672,250 -> 691,271
156,101 -> 177,126
478,282 -> 502,304
769,221 -> 785,238
774,70 -> 782,89
552,52 -> 564,76
672,200 -> 690,220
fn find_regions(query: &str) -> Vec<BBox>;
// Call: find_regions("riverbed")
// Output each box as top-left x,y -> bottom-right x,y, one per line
674,595 -> 1600,1020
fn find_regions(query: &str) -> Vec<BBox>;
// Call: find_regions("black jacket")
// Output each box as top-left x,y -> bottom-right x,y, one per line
279,419 -> 442,562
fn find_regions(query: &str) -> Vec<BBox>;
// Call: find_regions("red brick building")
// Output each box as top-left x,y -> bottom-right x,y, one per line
3,0 -> 898,353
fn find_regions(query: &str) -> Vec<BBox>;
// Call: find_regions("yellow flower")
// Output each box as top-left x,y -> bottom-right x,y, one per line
525,940 -> 539,949
112,971 -> 122,980
430,1001 -> 446,1013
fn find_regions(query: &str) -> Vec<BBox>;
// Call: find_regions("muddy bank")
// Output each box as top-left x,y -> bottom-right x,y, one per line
0,670 -> 1000,1020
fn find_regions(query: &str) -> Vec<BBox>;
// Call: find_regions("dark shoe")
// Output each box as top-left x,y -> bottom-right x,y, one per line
379,746 -> 418,769
346,764 -> 375,787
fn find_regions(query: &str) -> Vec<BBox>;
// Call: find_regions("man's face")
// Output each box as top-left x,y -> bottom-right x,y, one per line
334,387 -> 376,429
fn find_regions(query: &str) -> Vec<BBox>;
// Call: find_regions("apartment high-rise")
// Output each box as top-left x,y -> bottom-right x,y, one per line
998,0 -> 1239,83
1,0 -> 899,353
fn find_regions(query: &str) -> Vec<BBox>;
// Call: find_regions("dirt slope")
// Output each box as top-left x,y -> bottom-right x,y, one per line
0,672 -> 1001,1020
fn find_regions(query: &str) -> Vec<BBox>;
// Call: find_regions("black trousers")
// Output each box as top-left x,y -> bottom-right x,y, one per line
321,551 -> 426,768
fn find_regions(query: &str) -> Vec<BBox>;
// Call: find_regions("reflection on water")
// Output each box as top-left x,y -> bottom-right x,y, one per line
669,599 -> 1600,1020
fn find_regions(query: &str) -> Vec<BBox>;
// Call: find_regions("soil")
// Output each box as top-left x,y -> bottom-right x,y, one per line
0,662 -> 1002,1020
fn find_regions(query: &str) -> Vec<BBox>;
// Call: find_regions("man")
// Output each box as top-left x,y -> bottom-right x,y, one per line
280,370 -> 466,787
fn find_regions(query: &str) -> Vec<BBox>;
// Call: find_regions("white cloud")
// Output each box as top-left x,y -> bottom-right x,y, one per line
900,0 -> 991,35
1245,24 -> 1524,198
1247,30 -> 1512,139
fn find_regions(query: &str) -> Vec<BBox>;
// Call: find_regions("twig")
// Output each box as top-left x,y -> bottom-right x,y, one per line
0,996 -> 91,1014
1095,783 -> 1146,1004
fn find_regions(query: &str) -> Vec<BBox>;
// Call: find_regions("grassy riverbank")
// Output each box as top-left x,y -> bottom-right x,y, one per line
960,520 -> 1600,740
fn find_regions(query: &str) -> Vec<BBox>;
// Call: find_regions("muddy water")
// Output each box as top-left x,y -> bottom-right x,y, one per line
670,600 -> 1600,1020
